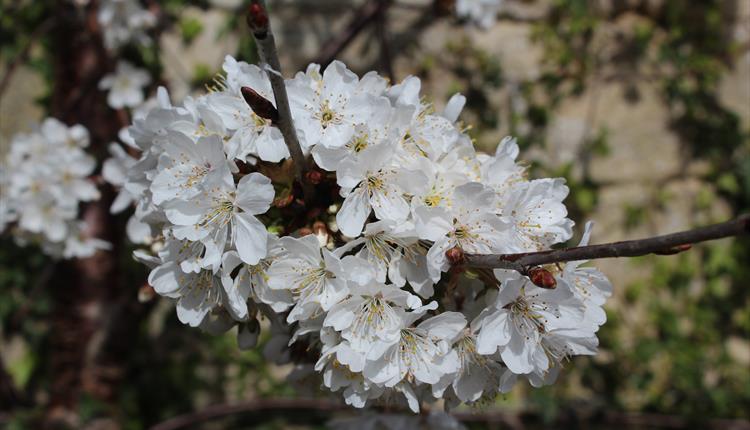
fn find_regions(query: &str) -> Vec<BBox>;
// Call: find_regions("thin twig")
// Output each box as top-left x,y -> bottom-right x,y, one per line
313,0 -> 387,68
149,397 -> 750,430
149,398 -> 347,430
247,1 -> 314,203
465,215 -> 750,270
375,0 -> 395,82
0,18 -> 54,99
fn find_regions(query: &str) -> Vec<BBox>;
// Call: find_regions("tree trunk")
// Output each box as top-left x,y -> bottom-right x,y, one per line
45,1 -> 141,427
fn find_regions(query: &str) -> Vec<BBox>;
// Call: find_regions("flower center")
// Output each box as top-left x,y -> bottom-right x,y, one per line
453,226 -> 472,240
293,266 -> 331,300
456,335 -> 490,372
198,198 -> 234,229
184,163 -> 210,189
505,295 -> 548,335
366,175 -> 384,191
348,134 -> 369,153
318,101 -> 340,129
424,193 -> 443,207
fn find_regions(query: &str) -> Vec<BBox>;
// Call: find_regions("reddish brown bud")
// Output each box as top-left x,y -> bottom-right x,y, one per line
306,170 -> 324,185
138,283 -> 156,303
445,246 -> 465,265
297,227 -> 313,236
246,3 -> 269,32
528,267 -> 557,289
274,192 -> 294,208
241,86 -> 279,123
312,220 -> 327,235
653,244 -> 692,255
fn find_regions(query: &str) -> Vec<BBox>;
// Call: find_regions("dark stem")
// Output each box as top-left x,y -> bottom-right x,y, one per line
465,215 -> 750,270
149,398 -> 348,430
148,397 -> 750,430
248,0 -> 314,204
313,0 -> 387,68
375,0 -> 395,82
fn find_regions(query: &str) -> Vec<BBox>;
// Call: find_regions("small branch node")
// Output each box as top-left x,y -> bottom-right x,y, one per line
652,244 -> 692,255
527,267 -> 557,289
246,3 -> 269,36
305,170 -> 324,185
445,246 -> 466,266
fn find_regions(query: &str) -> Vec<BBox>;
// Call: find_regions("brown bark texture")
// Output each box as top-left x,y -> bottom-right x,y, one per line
44,1 -> 142,427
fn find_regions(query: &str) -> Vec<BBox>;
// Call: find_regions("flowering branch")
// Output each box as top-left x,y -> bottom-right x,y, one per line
246,1 -> 314,203
465,214 -> 750,271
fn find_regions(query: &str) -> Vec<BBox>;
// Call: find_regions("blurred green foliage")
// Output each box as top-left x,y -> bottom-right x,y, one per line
512,0 -> 750,423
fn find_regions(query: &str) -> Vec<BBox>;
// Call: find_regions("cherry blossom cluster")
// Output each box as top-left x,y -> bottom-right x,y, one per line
111,55 -> 613,412
0,118 -> 110,258
97,0 -> 156,51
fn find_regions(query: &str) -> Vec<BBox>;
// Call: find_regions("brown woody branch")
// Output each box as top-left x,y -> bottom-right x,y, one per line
246,1 -> 314,204
313,0 -> 390,69
149,398 -> 347,430
149,397 -> 750,430
465,215 -> 750,271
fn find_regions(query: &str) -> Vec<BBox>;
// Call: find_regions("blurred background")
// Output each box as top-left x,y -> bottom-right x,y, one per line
1,0 -> 748,428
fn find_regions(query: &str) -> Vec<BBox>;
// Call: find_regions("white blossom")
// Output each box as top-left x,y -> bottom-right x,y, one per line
206,56 -> 289,163
456,0 -> 504,29
98,0 -> 156,50
266,235 -> 351,323
114,56 -> 615,413
99,61 -> 151,109
1,118 -> 107,258
165,171 -> 274,267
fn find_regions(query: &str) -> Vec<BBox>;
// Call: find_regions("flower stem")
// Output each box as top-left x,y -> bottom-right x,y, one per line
247,0 -> 314,204
466,214 -> 750,271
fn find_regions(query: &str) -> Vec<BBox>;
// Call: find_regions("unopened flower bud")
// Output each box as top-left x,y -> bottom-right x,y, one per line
238,319 -> 261,350
306,170 -> 324,185
312,221 -> 329,247
528,267 -> 557,289
274,192 -> 294,208
445,246 -> 465,265
241,86 -> 279,123
653,244 -> 692,255
138,283 -> 156,303
312,220 -> 327,235
246,3 -> 269,33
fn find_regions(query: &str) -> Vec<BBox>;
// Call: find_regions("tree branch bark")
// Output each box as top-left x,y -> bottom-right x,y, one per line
247,0 -> 314,204
150,398 -> 348,430
312,0 -> 388,69
465,214 -> 750,270
149,397 -> 750,430
44,1 -> 144,426
375,0 -> 395,82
